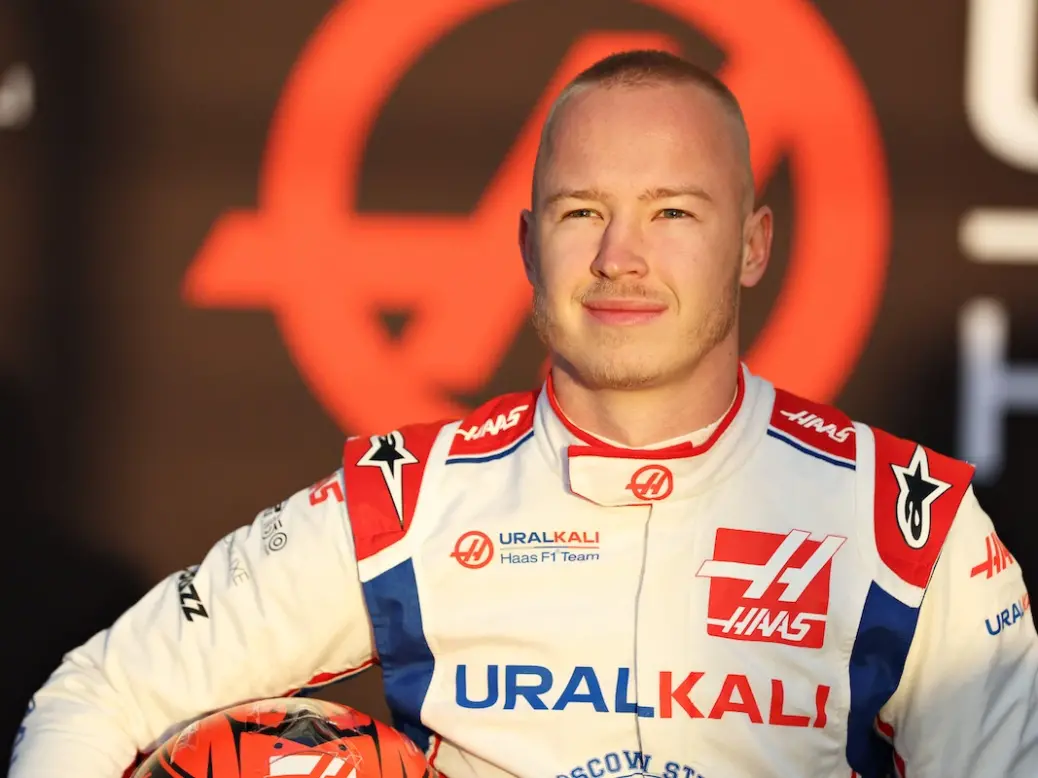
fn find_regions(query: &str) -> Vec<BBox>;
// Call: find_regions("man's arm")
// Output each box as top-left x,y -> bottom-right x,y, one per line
9,469 -> 375,778
883,486 -> 1038,774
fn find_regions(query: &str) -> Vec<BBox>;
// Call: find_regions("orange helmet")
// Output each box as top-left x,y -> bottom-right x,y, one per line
130,698 -> 437,778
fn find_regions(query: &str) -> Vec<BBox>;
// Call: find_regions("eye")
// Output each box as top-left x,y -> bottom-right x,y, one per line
656,208 -> 692,220
562,208 -> 599,220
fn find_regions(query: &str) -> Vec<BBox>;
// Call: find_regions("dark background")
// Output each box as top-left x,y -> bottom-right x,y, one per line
3,0 -> 1037,767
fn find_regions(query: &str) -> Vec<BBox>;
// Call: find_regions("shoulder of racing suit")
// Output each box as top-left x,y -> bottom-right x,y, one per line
336,379 -> 978,597
338,390 -> 539,562
336,378 -> 978,596
767,383 -> 976,597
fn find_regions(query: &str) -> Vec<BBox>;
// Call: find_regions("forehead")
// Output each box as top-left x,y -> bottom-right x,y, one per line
540,83 -> 742,197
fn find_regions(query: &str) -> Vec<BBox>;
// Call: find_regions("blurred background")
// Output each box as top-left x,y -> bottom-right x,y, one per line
3,0 -> 1037,765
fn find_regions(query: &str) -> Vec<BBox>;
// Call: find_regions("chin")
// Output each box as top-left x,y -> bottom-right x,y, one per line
571,353 -> 673,391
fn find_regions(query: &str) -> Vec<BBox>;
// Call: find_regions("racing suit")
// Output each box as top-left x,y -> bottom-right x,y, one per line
10,365 -> 1038,777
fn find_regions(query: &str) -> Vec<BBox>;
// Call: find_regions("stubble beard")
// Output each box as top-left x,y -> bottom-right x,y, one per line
531,268 -> 740,391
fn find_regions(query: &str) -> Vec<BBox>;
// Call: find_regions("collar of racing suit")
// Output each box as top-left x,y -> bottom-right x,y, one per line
531,362 -> 773,506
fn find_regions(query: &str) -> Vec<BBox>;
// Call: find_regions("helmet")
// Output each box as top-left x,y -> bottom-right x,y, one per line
130,697 -> 437,778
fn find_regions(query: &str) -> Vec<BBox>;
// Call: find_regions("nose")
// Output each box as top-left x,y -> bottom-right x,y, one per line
590,220 -> 648,280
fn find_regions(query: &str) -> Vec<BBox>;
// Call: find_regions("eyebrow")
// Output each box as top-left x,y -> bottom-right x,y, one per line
639,185 -> 713,204
542,185 -> 714,209
542,188 -> 608,209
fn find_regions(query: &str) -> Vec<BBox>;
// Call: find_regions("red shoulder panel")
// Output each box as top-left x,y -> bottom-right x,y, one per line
342,419 -> 448,561
770,388 -> 857,462
872,428 -> 975,589
447,390 -> 537,459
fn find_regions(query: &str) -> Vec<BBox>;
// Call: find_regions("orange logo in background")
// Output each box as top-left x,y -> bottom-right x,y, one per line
183,0 -> 889,436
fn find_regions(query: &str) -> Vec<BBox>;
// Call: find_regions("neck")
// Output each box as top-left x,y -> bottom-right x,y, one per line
549,341 -> 741,448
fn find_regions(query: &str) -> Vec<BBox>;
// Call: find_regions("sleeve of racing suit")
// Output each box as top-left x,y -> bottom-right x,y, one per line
881,485 -> 1038,775
8,469 -> 375,778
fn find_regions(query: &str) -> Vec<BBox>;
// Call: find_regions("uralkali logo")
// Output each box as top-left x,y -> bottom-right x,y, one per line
452,529 -> 602,568
455,663 -> 831,727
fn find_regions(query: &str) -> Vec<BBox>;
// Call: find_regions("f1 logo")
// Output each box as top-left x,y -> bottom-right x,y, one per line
696,528 -> 846,648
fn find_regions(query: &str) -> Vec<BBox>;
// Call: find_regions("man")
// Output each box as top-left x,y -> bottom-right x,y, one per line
10,50 -> 1038,778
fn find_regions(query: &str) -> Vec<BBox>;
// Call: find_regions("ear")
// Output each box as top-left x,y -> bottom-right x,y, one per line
740,205 -> 773,288
519,208 -> 537,284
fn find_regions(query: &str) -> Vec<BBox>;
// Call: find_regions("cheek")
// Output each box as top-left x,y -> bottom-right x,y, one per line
537,227 -> 600,292
646,229 -> 737,311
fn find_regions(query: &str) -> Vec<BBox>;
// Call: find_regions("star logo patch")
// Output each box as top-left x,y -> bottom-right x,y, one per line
890,445 -> 951,549
357,431 -> 418,526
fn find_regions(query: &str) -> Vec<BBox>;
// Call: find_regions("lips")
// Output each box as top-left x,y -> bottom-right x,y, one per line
582,299 -> 667,325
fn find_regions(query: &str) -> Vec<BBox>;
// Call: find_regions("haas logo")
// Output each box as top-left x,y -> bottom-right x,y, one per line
627,465 -> 674,501
452,531 -> 495,569
182,0 -> 889,438
697,528 -> 845,649
456,404 -> 529,441
779,409 -> 853,443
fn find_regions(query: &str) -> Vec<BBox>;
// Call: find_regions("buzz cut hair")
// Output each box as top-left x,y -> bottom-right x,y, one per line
565,49 -> 744,116
532,49 -> 753,210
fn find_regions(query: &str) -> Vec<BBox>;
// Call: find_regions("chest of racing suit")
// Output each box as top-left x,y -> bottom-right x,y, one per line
339,367 -> 972,777
11,366 -> 1038,778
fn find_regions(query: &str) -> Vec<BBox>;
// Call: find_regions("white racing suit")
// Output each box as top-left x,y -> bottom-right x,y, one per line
10,366 -> 1038,777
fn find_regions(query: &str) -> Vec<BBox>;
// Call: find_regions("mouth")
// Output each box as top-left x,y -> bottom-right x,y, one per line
582,299 -> 667,325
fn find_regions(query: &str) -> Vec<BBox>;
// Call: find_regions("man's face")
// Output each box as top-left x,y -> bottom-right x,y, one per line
521,82 -> 771,390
